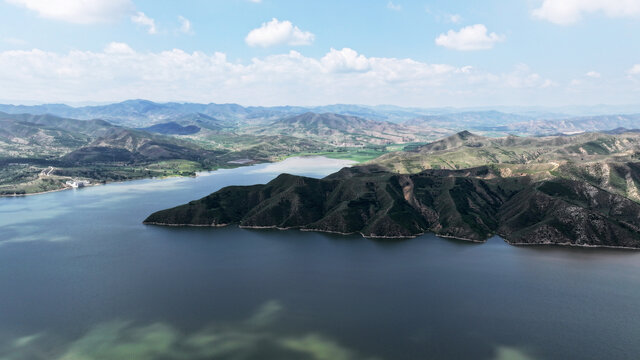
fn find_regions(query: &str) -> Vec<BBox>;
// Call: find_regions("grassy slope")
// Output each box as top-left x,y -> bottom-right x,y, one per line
370,131 -> 640,201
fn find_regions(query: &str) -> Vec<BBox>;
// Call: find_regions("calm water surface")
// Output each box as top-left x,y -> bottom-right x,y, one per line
1,156 -> 639,360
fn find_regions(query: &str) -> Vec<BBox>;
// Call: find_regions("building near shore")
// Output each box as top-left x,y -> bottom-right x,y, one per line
65,180 -> 90,188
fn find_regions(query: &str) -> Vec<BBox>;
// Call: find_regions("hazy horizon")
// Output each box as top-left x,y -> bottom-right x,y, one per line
3,98 -> 640,115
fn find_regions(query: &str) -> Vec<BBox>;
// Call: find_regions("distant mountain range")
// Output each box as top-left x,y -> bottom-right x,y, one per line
247,112 -> 450,146
0,100 -> 431,127
504,114 -> 640,135
404,110 -> 535,129
2,100 -> 640,136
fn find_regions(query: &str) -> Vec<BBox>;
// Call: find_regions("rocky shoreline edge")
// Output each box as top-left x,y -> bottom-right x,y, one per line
143,221 -> 639,249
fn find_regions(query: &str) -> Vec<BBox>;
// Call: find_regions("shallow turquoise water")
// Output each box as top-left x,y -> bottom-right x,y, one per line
1,157 -> 639,360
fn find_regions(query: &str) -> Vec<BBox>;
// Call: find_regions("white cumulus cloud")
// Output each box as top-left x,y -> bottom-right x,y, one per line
532,0 -> 640,25
321,48 -> 371,73
586,71 -> 601,78
435,24 -> 504,51
629,64 -> 640,75
5,0 -> 133,24
0,44 -> 569,107
245,18 -> 314,47
131,11 -> 157,34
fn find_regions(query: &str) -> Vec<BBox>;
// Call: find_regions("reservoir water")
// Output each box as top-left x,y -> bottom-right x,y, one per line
1,157 -> 639,360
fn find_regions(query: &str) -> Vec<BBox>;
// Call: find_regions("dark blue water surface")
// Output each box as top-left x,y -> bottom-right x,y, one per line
1,157 -> 639,360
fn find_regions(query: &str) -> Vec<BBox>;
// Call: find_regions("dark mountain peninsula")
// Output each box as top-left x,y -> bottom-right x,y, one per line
144,163 -> 640,248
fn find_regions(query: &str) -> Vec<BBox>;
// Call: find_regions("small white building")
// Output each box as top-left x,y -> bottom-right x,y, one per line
66,180 -> 90,188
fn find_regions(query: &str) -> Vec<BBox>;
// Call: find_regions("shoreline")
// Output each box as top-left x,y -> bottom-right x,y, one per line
0,167 -> 220,199
0,183 -> 106,197
0,155 -> 351,198
0,186 -> 74,197
436,234 -> 486,243
503,239 -> 640,251
144,222 -> 638,249
243,225 -> 418,239
145,222 -> 420,239
143,221 -> 230,227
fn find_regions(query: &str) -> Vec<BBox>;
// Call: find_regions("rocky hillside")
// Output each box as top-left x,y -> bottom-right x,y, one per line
61,127 -> 227,164
373,131 -> 640,173
144,165 -> 640,248
0,112 -> 114,157
505,114 -> 640,135
247,112 -> 449,146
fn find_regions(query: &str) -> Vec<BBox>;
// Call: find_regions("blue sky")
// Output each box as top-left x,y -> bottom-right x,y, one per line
0,0 -> 639,107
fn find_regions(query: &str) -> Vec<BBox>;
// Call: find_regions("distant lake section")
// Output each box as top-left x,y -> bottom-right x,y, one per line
1,156 -> 639,360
